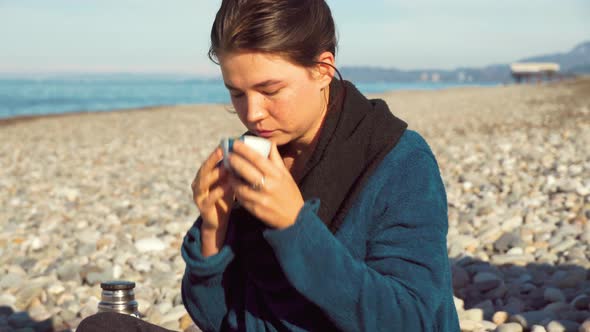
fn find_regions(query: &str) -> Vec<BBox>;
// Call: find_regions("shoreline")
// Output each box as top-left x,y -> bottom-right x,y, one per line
0,103 -> 231,127
0,80 -> 535,127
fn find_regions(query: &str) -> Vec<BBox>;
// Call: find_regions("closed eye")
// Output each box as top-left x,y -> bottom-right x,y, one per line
229,91 -> 245,98
230,90 -> 280,98
262,89 -> 280,96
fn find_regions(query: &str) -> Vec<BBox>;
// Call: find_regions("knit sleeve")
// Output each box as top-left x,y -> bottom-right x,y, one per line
181,217 -> 238,332
262,148 -> 454,332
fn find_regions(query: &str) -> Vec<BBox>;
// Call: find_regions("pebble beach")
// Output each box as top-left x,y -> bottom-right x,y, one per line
1,78 -> 589,332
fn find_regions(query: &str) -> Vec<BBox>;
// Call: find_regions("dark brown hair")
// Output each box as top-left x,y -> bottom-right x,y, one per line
209,0 -> 338,68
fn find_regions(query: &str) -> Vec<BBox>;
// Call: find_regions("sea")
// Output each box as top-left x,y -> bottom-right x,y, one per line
0,78 -> 498,120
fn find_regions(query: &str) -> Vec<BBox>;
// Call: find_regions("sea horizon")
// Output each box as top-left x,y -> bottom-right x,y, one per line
0,77 -> 500,120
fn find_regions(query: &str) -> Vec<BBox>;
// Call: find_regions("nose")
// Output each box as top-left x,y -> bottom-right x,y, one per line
244,94 -> 267,124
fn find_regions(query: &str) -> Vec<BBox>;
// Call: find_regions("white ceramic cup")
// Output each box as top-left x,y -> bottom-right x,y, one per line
220,135 -> 272,168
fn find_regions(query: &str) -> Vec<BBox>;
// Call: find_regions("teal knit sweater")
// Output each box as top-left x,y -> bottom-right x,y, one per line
181,130 -> 460,331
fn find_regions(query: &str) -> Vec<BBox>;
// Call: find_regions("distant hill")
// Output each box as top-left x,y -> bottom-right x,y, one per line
341,41 -> 590,83
519,41 -> 590,73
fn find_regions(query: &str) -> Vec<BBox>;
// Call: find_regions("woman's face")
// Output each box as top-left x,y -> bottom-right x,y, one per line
218,51 -> 332,148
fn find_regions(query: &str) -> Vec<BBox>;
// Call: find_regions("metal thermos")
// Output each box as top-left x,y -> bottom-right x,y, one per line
98,280 -> 141,318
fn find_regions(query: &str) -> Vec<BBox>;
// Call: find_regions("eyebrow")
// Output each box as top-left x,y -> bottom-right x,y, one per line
224,80 -> 283,91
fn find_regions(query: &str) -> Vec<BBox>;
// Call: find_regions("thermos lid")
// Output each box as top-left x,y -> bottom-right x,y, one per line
100,280 -> 135,291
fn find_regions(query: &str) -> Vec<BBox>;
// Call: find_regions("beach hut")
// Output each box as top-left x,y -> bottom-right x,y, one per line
510,62 -> 560,83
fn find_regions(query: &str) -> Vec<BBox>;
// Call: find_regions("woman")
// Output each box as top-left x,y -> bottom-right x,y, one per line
79,0 -> 459,331
183,0 -> 459,331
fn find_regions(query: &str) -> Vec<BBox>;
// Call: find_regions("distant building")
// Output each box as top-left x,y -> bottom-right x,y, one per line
457,71 -> 466,82
510,62 -> 560,83
431,73 -> 440,82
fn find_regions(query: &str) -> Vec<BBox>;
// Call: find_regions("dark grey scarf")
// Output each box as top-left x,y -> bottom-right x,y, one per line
295,79 -> 407,233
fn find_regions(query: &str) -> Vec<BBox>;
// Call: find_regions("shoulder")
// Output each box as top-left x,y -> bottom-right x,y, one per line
376,129 -> 440,179
364,129 -> 447,225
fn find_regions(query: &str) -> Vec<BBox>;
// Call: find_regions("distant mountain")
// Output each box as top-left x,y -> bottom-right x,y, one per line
518,41 -> 590,74
341,41 -> 590,83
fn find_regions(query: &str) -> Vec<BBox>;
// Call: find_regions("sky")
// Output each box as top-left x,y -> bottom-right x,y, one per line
0,0 -> 588,76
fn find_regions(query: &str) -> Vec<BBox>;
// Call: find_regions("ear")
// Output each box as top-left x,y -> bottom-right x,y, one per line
314,51 -> 336,89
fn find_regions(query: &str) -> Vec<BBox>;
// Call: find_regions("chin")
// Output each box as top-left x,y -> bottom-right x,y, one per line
269,134 -> 291,147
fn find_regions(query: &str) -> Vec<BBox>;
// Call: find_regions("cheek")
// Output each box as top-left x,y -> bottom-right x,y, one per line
289,87 -> 320,116
279,88 -> 320,127
271,95 -> 300,127
263,101 -> 286,127
231,97 -> 248,121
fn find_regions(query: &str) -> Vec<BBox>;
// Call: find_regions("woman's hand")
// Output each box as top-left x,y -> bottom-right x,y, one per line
227,140 -> 304,229
191,147 -> 235,256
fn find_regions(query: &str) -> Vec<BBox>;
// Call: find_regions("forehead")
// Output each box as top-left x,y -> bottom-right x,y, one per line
219,51 -> 308,86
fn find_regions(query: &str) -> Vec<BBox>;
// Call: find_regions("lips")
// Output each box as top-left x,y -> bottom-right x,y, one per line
256,130 -> 275,138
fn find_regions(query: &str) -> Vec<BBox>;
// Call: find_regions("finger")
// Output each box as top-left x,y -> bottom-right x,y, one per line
202,180 -> 232,207
210,163 -> 231,185
231,140 -> 275,175
193,162 -> 219,193
197,174 -> 232,206
232,185 -> 269,221
230,176 -> 262,204
201,147 -> 224,174
227,152 -> 265,187
194,148 -> 225,189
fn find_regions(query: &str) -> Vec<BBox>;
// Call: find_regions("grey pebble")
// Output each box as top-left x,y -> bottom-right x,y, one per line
473,272 -> 503,292
491,254 -> 535,265
550,269 -> 587,289
510,311 -> 556,329
545,320 -> 580,332
544,288 -> 566,303
496,322 -> 524,332
579,320 -> 590,332
452,265 -> 470,289
571,295 -> 590,310
530,325 -> 547,332
494,232 -> 525,253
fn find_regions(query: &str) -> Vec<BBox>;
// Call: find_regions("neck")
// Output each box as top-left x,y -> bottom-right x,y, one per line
280,85 -> 331,175
279,133 -> 318,179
